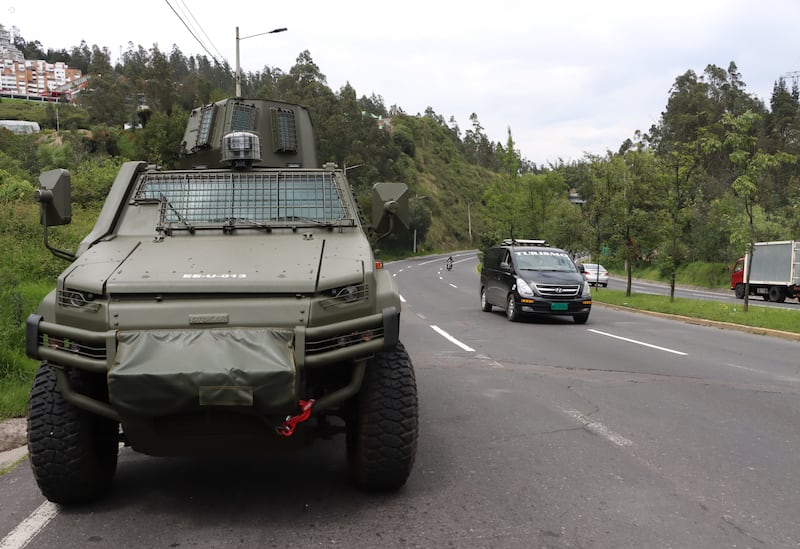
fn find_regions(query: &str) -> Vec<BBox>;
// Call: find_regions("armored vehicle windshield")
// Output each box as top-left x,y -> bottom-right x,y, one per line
134,169 -> 357,235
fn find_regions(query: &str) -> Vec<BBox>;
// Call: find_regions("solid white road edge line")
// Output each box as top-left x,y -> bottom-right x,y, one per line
0,501 -> 58,549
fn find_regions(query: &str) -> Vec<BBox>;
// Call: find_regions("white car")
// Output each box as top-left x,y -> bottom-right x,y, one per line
580,263 -> 608,287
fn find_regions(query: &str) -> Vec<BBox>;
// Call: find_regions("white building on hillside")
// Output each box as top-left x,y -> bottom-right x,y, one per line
0,24 -> 24,62
0,23 -> 84,101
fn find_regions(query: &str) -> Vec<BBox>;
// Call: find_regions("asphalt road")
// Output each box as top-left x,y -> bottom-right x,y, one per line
2,252 -> 799,548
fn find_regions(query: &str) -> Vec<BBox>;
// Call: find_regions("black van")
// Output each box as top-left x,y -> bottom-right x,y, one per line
480,239 -> 592,323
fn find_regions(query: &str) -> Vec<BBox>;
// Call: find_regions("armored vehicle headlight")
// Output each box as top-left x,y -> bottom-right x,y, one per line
515,277 -> 534,298
330,285 -> 361,302
59,289 -> 100,311
338,285 -> 359,302
320,284 -> 368,308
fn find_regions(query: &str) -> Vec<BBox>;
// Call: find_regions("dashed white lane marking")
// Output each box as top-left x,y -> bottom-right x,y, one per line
727,362 -> 800,382
449,283 -> 458,289
588,329 -> 687,356
419,257 -> 445,265
475,354 -> 504,368
0,501 -> 58,549
431,325 -> 475,352
564,410 -> 633,447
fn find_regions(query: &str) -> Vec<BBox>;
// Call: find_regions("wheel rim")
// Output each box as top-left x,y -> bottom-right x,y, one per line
507,297 -> 515,319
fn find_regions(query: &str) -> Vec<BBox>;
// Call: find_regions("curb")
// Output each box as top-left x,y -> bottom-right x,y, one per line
0,446 -> 27,472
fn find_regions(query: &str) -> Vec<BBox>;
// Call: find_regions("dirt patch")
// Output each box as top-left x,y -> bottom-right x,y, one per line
0,418 -> 27,453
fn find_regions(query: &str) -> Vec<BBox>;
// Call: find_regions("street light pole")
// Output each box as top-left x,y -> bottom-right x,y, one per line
411,195 -> 428,254
235,26 -> 287,97
235,26 -> 241,97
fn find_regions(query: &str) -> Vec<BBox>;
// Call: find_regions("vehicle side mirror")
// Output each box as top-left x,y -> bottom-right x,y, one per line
500,261 -> 512,272
35,169 -> 72,227
371,182 -> 410,236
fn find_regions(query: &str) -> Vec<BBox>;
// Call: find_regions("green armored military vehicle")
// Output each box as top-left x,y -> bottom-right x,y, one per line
25,98 -> 418,504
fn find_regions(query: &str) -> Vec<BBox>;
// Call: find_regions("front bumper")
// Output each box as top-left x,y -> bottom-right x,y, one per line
25,307 -> 399,422
515,297 -> 591,316
27,308 -> 397,371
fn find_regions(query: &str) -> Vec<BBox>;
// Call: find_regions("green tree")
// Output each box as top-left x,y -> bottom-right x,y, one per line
766,78 -> 799,152
521,171 -> 569,245
68,41 -> 93,73
723,110 -> 796,310
658,130 -> 720,298
618,147 -> 667,296
82,45 -> 135,126
143,46 -> 179,115
409,197 -> 432,252
583,153 -> 620,276
132,108 -> 189,167
0,168 -> 33,202
70,156 -> 127,206
481,129 -> 525,243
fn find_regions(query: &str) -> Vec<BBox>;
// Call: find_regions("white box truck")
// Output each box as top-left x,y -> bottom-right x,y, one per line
730,240 -> 800,302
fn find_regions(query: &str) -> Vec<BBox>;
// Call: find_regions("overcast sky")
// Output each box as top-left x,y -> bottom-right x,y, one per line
4,0 -> 800,166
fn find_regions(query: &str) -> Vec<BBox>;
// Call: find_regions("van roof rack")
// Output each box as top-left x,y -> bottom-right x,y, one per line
501,238 -> 548,247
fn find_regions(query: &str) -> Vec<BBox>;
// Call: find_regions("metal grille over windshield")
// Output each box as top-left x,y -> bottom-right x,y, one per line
134,171 -> 354,230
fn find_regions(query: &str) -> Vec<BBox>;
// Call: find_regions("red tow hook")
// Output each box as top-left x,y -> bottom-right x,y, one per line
276,399 -> 315,437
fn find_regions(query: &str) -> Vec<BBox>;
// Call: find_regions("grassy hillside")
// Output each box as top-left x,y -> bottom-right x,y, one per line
0,97 -> 90,131
0,199 -> 101,417
391,114 -> 498,252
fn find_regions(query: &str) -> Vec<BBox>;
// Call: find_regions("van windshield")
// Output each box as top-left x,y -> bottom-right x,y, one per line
514,250 -> 575,272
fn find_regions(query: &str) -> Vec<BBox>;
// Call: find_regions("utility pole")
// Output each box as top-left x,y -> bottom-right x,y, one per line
467,202 -> 472,242
235,26 -> 287,97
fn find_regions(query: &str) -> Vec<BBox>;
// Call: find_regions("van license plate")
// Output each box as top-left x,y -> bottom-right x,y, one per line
550,303 -> 568,311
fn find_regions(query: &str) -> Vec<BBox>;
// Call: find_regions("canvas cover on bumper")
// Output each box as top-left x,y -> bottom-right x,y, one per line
109,328 -> 297,417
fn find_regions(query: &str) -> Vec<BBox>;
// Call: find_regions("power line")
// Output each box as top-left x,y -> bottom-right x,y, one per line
174,0 -> 226,62
163,0 -> 221,65
781,71 -> 800,89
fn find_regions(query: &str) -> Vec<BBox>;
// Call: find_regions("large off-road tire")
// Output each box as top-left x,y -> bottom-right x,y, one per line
27,363 -> 119,504
347,342 -> 418,491
480,287 -> 493,312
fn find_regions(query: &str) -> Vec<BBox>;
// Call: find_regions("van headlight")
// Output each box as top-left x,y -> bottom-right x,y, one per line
581,282 -> 592,298
515,277 -> 534,298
